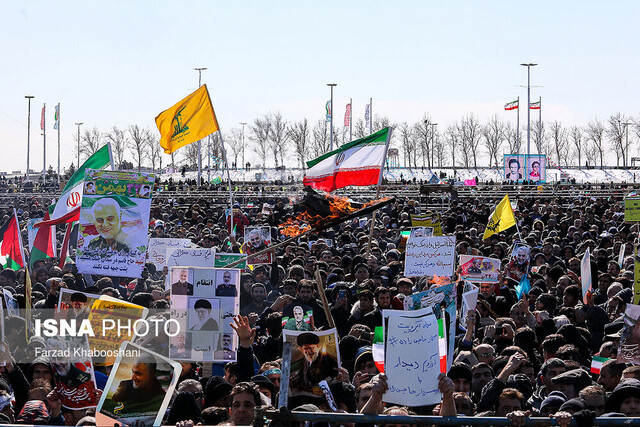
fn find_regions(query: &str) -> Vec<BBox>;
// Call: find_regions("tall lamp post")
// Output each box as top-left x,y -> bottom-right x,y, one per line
240,122 -> 247,171
75,122 -> 83,169
621,121 -> 633,167
520,63 -> 537,158
327,83 -> 337,150
194,67 -> 207,185
25,95 -> 34,181
429,123 -> 438,169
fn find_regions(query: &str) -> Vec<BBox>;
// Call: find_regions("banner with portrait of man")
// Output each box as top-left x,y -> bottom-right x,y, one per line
506,243 -> 532,281
504,154 -> 525,182
169,266 -> 240,362
242,226 -> 273,265
525,154 -> 547,183
76,169 -> 154,278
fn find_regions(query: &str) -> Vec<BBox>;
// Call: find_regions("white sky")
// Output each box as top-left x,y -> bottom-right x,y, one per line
2,1 -> 639,174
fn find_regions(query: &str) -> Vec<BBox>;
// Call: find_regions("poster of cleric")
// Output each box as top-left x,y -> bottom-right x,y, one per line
76,169 -> 154,277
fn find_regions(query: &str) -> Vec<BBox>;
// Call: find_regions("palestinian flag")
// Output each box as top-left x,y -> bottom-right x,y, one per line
303,127 -> 391,192
438,317 -> 447,373
504,100 -> 519,111
0,211 -> 26,271
30,213 -> 56,267
530,101 -> 541,110
36,143 -> 112,228
372,326 -> 385,373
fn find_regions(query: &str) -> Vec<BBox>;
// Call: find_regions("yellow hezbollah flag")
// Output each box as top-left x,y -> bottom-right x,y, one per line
155,84 -> 219,154
483,194 -> 516,239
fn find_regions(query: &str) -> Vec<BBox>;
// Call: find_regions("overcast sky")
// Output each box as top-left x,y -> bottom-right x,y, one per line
2,1 -> 639,174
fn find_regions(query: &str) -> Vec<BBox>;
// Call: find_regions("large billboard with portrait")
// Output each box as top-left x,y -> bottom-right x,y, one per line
503,154 -> 525,182
76,170 -> 154,278
525,154 -> 546,183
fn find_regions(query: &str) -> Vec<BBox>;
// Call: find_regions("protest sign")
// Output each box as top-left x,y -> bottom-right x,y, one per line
76,170 -> 154,278
617,304 -> 640,365
282,328 -> 340,398
619,243 -> 626,268
459,255 -> 500,283
625,195 -> 640,222
164,247 -> 216,289
3,289 -> 18,317
382,308 -> 441,406
46,336 -> 99,410
404,235 -> 456,278
404,282 -> 456,371
506,243 -> 531,281
148,238 -> 191,271
410,227 -> 433,238
214,252 -> 247,270
96,341 -> 181,427
635,245 -> 640,305
581,248 -> 592,304
460,282 -> 479,328
242,226 -> 273,265
87,296 -> 148,365
57,288 -> 101,321
27,218 -> 56,254
169,266 -> 240,361
410,213 -> 443,236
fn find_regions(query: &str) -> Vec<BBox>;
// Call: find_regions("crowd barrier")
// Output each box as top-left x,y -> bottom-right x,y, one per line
258,408 -> 640,426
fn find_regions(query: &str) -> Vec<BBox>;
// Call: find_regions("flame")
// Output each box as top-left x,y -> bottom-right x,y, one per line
278,192 -> 390,238
430,275 -> 450,287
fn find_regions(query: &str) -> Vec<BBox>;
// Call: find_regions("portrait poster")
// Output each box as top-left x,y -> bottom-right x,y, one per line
504,154 -> 525,182
506,243 -> 531,281
410,213 -> 443,236
617,304 -> 640,365
403,282 -> 456,371
76,169 -> 154,278
3,289 -> 19,318
164,247 -> 216,289
459,281 -> 479,330
96,341 -> 181,427
148,238 -> 192,271
282,328 -> 341,398
241,226 -> 273,265
410,227 -> 434,238
87,296 -> 148,365
382,308 -> 441,407
56,288 -> 101,320
282,303 -> 314,331
459,255 -> 501,283
403,235 -> 456,278
169,266 -> 240,362
27,218 -> 56,256
46,336 -> 99,410
525,154 -> 546,183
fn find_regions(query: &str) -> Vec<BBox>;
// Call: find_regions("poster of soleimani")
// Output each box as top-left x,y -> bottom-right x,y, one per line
76,169 -> 154,278
96,341 -> 181,427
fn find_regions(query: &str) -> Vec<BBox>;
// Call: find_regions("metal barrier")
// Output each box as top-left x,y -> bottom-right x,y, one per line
259,408 -> 640,426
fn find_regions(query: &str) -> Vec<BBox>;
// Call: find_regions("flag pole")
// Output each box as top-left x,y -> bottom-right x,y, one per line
366,127 -> 393,256
349,98 -> 353,142
538,96 -> 542,154
56,103 -> 61,183
516,97 -> 520,159
218,130 -> 234,238
42,104 -> 46,183
369,98 -> 373,132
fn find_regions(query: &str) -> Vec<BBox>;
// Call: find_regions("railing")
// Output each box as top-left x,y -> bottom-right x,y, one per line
258,408 -> 640,426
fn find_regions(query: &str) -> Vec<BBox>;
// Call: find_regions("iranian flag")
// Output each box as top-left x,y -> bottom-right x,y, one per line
303,127 -> 391,192
372,326 -> 385,373
504,100 -> 519,111
530,101 -> 541,110
0,211 -> 26,271
591,355 -> 610,375
438,317 -> 447,373
36,143 -> 112,228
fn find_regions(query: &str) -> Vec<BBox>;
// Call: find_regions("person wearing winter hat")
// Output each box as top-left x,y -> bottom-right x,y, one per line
605,378 -> 640,416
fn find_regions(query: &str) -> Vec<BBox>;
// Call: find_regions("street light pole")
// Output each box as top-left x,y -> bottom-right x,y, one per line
240,122 -> 247,170
622,121 -> 632,167
194,67 -> 207,185
429,123 -> 438,169
25,95 -> 34,181
327,83 -> 337,150
75,122 -> 83,169
520,63 -> 537,158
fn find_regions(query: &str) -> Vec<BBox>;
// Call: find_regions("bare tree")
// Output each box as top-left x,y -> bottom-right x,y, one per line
459,114 -> 482,168
504,122 -> 522,156
399,122 -> 418,168
353,119 -> 367,139
311,119 -> 330,158
182,143 -> 200,168
607,113 -> 627,167
128,125 -> 149,171
444,124 -> 460,168
570,126 -> 584,167
289,119 -> 310,169
146,129 -> 162,173
434,131 -> 445,167
414,115 -> 434,168
79,127 -> 103,160
531,120 -> 545,155
373,115 -> 391,133
483,115 -> 505,168
549,121 -> 569,166
268,112 -> 289,168
105,126 -> 127,169
224,129 -> 244,169
250,115 -> 271,168
585,119 -> 605,168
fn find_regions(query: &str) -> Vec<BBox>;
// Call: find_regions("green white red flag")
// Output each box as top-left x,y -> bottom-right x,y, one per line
591,355 -> 610,375
30,212 -> 56,267
303,127 -> 391,192
438,317 -> 447,373
530,101 -> 541,110
373,326 -> 384,373
504,100 -> 519,111
36,143 -> 112,228
0,210 -> 26,271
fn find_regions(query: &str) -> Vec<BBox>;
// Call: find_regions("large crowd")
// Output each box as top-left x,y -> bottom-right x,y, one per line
0,183 -> 639,426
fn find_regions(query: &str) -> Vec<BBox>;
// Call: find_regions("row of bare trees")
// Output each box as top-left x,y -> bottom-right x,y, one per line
77,112 -> 640,172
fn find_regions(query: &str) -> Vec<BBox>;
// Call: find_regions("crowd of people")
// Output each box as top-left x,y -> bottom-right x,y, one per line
0,185 -> 639,426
